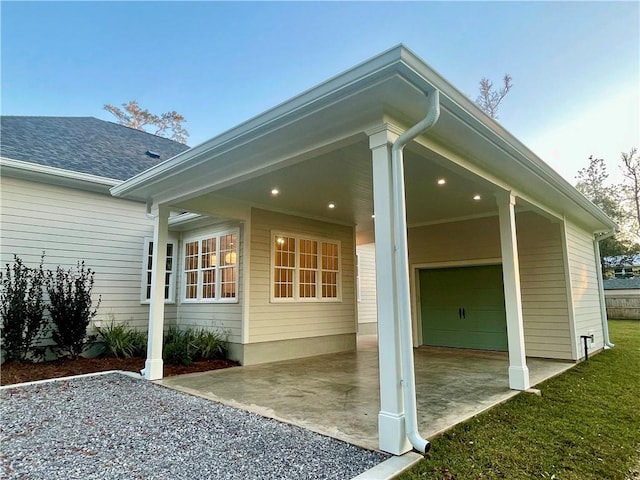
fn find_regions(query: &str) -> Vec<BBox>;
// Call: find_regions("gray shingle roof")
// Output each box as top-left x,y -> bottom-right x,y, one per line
0,116 -> 190,181
603,278 -> 640,290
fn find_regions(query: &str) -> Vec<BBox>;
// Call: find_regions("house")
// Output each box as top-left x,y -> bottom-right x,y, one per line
111,45 -> 616,454
603,254 -> 640,278
0,116 -> 189,334
603,277 -> 640,319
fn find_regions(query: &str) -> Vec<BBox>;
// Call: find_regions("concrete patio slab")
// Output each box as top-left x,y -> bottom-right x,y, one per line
159,338 -> 574,452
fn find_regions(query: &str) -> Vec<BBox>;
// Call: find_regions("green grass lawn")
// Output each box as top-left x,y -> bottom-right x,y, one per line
398,320 -> 640,480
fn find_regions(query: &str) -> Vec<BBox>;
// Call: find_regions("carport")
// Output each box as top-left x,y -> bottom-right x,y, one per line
159,338 -> 572,452
112,45 -> 615,456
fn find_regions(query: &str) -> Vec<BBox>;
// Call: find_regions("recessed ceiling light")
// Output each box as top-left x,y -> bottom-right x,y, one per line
437,178 -> 446,185
328,203 -> 335,209
473,194 -> 482,201
271,188 -> 279,196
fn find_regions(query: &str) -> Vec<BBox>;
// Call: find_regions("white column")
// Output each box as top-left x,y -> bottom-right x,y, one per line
370,129 -> 411,455
143,205 -> 169,381
497,192 -> 530,390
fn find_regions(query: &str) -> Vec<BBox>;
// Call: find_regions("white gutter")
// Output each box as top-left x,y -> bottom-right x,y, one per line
0,156 -> 121,187
391,89 -> 440,454
594,230 -> 617,348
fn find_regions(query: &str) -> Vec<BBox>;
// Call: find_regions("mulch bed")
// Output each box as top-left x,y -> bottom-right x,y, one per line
0,357 -> 239,386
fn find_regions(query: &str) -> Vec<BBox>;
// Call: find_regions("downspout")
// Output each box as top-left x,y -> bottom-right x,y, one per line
391,89 -> 440,453
594,230 -> 616,348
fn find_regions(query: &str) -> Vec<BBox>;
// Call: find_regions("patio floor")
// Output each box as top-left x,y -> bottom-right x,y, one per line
159,336 -> 574,452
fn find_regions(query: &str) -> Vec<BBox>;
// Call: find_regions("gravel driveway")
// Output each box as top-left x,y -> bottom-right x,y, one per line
1,373 -> 388,479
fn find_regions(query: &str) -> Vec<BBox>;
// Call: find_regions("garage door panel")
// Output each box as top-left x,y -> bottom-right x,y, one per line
420,265 -> 508,351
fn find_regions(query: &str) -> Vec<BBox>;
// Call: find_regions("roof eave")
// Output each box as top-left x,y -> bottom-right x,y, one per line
1,157 -> 122,194
111,44 -> 616,233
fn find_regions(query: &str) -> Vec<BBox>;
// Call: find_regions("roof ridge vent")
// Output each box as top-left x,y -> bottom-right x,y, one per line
145,150 -> 161,159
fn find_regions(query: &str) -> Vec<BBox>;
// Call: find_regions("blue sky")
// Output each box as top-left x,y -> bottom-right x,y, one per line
2,1 -> 638,184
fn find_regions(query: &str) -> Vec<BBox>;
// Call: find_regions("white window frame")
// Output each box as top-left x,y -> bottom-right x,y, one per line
181,229 -> 239,304
270,231 -> 342,303
140,237 -> 177,304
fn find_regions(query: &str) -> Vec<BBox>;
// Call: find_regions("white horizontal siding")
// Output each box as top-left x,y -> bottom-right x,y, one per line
565,220 -> 604,355
409,216 -> 501,264
174,221 -> 244,343
0,176 -> 177,332
248,208 -> 356,343
356,243 -> 377,331
516,212 -> 573,359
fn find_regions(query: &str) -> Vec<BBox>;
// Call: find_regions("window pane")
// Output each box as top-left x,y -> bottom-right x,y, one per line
322,271 -> 338,298
299,269 -> 316,298
274,267 -> 293,298
274,236 -> 295,298
185,271 -> 198,299
202,269 -> 216,298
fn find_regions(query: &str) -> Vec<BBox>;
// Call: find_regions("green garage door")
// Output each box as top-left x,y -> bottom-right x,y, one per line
419,265 -> 508,351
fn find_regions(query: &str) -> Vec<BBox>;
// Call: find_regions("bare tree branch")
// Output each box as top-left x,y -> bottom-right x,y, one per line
476,74 -> 513,119
103,100 -> 189,144
620,147 -> 640,235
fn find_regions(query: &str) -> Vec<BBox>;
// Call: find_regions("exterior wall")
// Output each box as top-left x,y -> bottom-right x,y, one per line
408,217 -> 502,345
356,243 -> 377,335
515,212 -> 573,359
409,216 -> 501,265
247,208 -> 356,363
174,221 -> 244,344
565,220 -> 605,356
604,289 -> 640,320
0,176 -> 176,331
408,214 -> 574,360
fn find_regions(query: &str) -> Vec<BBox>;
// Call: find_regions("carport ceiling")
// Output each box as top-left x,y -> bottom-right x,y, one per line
211,139 -> 501,233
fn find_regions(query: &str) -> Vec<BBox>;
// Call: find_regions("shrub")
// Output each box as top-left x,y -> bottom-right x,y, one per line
193,328 -> 228,360
163,326 -> 195,366
96,319 -> 146,358
47,261 -> 101,359
0,255 -> 47,361
162,327 -> 228,365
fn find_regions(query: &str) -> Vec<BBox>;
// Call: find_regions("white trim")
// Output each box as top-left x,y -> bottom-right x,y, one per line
560,218 -> 579,360
181,228 -> 240,304
241,220 -> 251,344
269,230 -> 343,303
411,258 -> 502,270
140,236 -> 177,304
0,156 -> 122,186
408,212 -> 499,229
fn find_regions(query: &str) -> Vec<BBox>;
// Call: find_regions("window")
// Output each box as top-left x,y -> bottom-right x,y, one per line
141,238 -> 176,303
182,230 -> 238,302
272,232 -> 341,302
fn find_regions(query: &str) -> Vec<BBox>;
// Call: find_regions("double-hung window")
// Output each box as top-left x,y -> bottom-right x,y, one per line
183,230 -> 238,302
272,232 -> 341,302
141,238 -> 176,303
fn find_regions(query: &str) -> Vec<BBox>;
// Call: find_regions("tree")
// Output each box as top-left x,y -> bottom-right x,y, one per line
475,74 -> 513,119
575,155 -> 640,275
104,100 -> 189,144
620,147 -> 640,235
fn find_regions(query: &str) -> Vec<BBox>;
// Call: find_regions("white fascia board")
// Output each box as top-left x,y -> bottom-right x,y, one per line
1,156 -> 121,194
